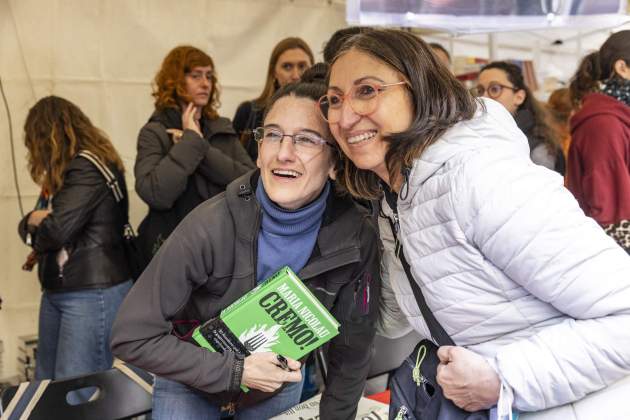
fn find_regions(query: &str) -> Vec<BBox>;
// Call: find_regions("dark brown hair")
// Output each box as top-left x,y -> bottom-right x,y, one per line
24,96 -> 124,194
330,29 -> 477,199
480,61 -> 560,153
570,30 -> 630,106
253,37 -> 314,108
152,45 -> 220,119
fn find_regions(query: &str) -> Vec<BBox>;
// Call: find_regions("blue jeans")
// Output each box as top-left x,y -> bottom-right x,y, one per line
152,370 -> 305,420
35,280 -> 132,398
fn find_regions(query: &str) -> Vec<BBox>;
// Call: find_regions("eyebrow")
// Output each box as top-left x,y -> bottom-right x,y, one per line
262,124 -> 324,138
328,75 -> 388,91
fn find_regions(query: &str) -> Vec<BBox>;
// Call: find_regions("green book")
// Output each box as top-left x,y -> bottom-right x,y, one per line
192,266 -> 340,390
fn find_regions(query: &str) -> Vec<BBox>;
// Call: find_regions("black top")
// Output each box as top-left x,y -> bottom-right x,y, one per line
18,157 -> 130,291
233,101 -> 265,161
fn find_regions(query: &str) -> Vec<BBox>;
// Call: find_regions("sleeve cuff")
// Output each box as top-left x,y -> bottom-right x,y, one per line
228,354 -> 244,391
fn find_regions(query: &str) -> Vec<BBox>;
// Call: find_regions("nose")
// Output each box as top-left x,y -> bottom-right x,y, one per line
336,99 -> 361,130
201,77 -> 211,88
276,136 -> 297,162
290,68 -> 300,81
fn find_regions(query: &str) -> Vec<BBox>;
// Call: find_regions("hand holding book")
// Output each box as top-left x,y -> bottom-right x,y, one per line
241,352 -> 302,393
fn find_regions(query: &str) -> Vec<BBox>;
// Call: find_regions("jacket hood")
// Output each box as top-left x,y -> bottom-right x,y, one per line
405,97 -> 529,189
570,92 -> 630,134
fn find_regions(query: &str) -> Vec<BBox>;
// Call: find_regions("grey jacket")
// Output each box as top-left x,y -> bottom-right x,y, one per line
111,171 -> 381,420
134,108 -> 254,258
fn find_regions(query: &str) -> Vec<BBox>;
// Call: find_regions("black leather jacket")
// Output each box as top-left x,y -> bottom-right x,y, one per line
18,156 -> 130,291
111,170 -> 381,420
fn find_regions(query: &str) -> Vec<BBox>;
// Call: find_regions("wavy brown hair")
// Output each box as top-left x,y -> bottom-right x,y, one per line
24,96 -> 124,194
330,29 -> 477,199
253,37 -> 314,109
569,30 -> 630,107
153,45 -> 220,119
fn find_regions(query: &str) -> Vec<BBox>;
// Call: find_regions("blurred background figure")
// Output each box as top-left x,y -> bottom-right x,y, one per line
476,61 -> 565,174
568,30 -> 630,253
135,46 -> 254,266
429,42 -> 452,71
233,37 -> 314,161
546,87 -> 574,163
17,96 -> 133,401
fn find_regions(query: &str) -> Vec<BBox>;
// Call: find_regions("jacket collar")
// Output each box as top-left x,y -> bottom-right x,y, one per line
402,98 -> 529,204
149,107 -> 236,138
225,171 -> 363,278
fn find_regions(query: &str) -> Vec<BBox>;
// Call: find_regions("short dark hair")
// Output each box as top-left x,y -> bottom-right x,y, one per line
480,61 -> 559,152
429,42 -> 451,63
323,26 -> 373,64
331,29 -> 477,199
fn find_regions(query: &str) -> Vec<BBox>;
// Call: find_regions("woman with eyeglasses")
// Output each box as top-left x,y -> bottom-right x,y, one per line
323,28 -> 630,419
567,30 -> 630,254
134,46 -> 254,268
475,61 -> 565,175
233,37 -> 314,161
112,66 -> 381,420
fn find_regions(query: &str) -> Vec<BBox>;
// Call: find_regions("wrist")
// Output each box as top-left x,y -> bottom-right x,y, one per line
229,353 -> 245,391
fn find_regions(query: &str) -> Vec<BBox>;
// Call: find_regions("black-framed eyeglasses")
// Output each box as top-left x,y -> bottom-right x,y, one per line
253,127 -> 333,155
472,82 -> 518,99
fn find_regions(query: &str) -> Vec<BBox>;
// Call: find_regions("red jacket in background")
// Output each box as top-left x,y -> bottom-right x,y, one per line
567,93 -> 630,226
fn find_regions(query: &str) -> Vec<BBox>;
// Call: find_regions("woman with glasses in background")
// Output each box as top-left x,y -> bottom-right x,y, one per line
475,61 -> 565,175
233,37 -> 314,161
112,67 -> 381,420
322,28 -> 630,419
134,45 -> 254,268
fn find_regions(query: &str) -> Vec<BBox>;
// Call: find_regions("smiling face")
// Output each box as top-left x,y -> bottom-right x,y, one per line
274,48 -> 312,87
328,49 -> 413,184
256,95 -> 335,210
183,65 -> 213,107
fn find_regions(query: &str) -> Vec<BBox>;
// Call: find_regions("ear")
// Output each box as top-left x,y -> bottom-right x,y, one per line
256,147 -> 262,169
514,89 -> 526,107
613,59 -> 630,80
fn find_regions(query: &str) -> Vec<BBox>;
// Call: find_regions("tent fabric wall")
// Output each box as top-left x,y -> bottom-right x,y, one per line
0,0 -> 624,380
0,0 -> 345,379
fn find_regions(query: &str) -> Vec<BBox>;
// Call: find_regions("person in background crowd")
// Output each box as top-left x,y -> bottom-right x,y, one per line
112,67 -> 381,420
18,96 -> 132,401
233,37 -> 314,161
324,28 -> 630,419
429,42 -> 452,70
568,30 -> 630,253
546,87 -> 574,162
476,61 -> 565,174
135,45 -> 254,265
323,26 -> 373,64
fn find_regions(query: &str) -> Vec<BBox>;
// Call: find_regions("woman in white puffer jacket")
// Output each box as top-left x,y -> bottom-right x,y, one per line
320,28 -> 630,419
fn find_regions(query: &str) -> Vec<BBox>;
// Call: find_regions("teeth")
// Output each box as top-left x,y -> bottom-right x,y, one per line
347,131 -> 377,144
272,169 -> 301,178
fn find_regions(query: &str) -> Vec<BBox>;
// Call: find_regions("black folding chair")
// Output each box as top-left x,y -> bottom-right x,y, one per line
0,362 -> 152,420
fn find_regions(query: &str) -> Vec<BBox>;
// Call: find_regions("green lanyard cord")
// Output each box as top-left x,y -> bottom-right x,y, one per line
411,344 -> 427,386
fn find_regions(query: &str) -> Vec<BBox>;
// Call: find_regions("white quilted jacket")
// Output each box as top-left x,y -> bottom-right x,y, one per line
379,98 -> 630,417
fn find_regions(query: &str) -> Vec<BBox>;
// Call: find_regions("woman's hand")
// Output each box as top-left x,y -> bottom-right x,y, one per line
182,102 -> 202,137
241,352 -> 302,393
27,210 -> 51,227
436,345 -> 500,412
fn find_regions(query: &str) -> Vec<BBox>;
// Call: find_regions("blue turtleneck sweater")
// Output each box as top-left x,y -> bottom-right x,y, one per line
255,178 -> 330,284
